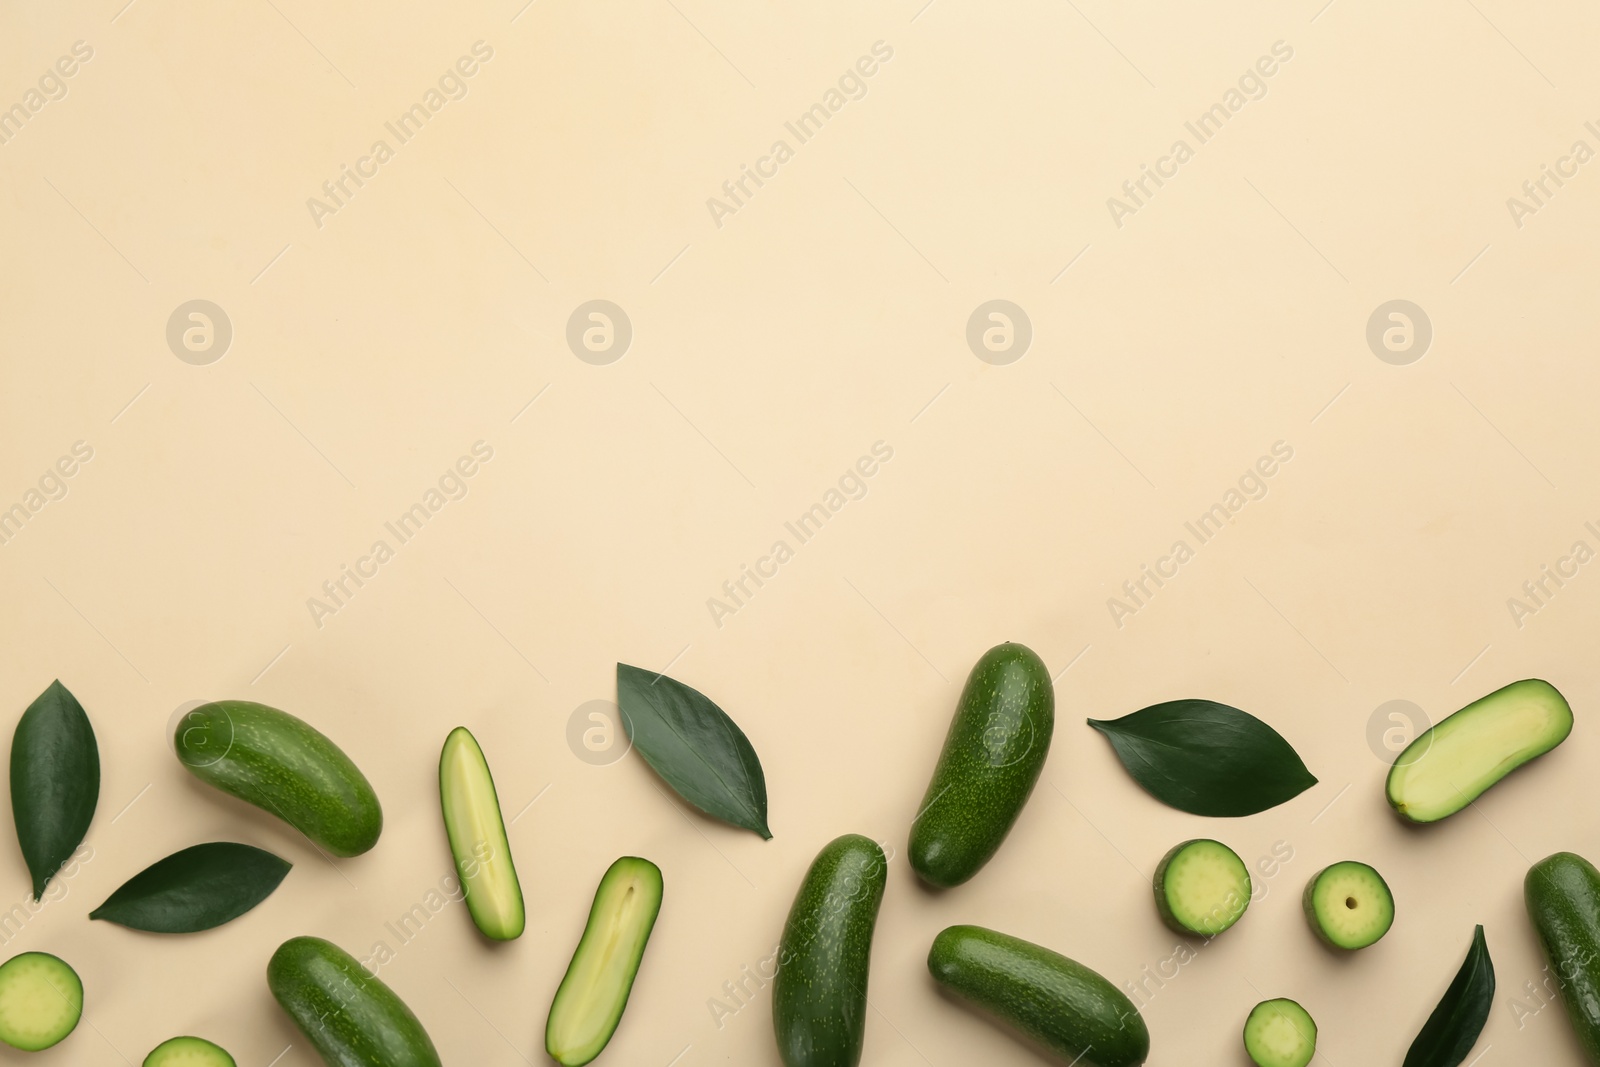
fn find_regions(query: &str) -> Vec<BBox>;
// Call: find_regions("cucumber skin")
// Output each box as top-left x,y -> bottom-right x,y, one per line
909,643 -> 1054,888
1526,852 -> 1600,1062
176,701 -> 382,857
928,926 -> 1148,1067
772,835 -> 888,1067
267,937 -> 441,1067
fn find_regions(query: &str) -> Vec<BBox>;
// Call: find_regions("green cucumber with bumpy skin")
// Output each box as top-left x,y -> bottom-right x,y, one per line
143,1036 -> 236,1067
0,951 -> 82,1051
771,834 -> 887,1067
909,643 -> 1054,888
268,936 -> 441,1067
1525,852 -> 1600,1061
439,727 -> 524,940
175,701 -> 382,857
928,925 -> 1148,1067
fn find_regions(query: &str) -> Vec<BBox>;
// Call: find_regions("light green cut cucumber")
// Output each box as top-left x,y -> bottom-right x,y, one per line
439,727 -> 524,940
1152,839 -> 1251,937
143,1036 -> 237,1067
1303,861 -> 1393,949
0,952 -> 82,1051
1244,999 -> 1316,1067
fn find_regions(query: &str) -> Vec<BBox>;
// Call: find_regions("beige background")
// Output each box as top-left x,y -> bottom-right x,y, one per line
2,0 -> 1599,1064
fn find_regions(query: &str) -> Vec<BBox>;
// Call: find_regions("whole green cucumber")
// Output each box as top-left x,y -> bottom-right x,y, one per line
267,936 -> 440,1067
909,642 -> 1054,887
928,925 -> 1148,1067
1526,852 -> 1600,1061
772,834 -> 887,1067
175,701 -> 381,857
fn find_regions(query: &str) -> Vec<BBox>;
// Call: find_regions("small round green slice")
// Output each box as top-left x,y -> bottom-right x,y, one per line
1153,839 -> 1251,936
144,1035 -> 237,1067
0,951 -> 82,1051
1244,998 -> 1316,1067
1303,860 -> 1394,949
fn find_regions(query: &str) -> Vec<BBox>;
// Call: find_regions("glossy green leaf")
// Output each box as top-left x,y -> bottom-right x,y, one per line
90,842 -> 291,933
1087,700 -> 1316,816
11,680 -> 100,900
616,664 -> 770,839
1403,925 -> 1494,1067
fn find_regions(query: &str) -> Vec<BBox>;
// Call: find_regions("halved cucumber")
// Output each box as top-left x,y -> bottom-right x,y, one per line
1387,678 -> 1571,823
1244,999 -> 1316,1067
0,952 -> 82,1051
546,857 -> 663,1067
439,727 -> 524,940
144,1035 -> 237,1066
1303,861 -> 1393,949
1153,839 -> 1251,937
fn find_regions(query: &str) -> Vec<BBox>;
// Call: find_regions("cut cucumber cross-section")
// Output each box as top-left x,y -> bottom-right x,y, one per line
439,727 -> 524,940
546,857 -> 663,1067
144,1036 -> 237,1067
0,951 -> 82,1051
1304,861 -> 1394,949
1244,999 -> 1316,1067
1153,839 -> 1251,937
1387,678 -> 1572,823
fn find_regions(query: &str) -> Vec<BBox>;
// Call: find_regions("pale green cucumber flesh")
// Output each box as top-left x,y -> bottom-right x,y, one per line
1244,999 -> 1316,1067
927,925 -> 1149,1067
0,952 -> 81,1051
439,727 -> 524,940
546,857 -> 663,1067
910,642 -> 1055,888
1153,839 -> 1251,936
1303,862 -> 1393,949
771,834 -> 887,1067
175,700 -> 382,857
143,1035 -> 237,1067
268,936 -> 441,1067
1387,678 -> 1571,823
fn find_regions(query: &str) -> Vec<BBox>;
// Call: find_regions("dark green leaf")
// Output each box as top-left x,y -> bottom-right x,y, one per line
1087,700 -> 1316,816
617,663 -> 770,839
90,842 -> 291,933
1403,925 -> 1495,1067
11,680 -> 99,900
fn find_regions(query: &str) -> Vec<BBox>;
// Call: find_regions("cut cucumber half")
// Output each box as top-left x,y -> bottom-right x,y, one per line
144,1036 -> 237,1067
438,727 -> 524,940
546,857 -> 663,1067
1244,999 -> 1316,1067
1303,861 -> 1394,949
0,952 -> 82,1051
1387,678 -> 1571,823
1153,839 -> 1251,936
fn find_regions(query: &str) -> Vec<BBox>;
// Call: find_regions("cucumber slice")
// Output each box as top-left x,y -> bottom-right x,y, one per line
1153,839 -> 1251,936
0,952 -> 82,1051
144,1036 -> 237,1067
1387,678 -> 1571,823
1244,999 -> 1316,1067
546,857 -> 663,1067
1303,861 -> 1394,949
438,727 -> 524,940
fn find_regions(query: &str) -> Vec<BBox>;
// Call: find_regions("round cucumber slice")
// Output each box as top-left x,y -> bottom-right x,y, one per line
1244,998 -> 1316,1067
144,1036 -> 237,1067
0,952 -> 82,1051
1153,839 -> 1251,936
1303,860 -> 1394,949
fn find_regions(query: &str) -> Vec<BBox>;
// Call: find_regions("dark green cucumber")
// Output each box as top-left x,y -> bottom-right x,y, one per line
175,701 -> 381,857
928,926 -> 1148,1067
771,834 -> 887,1067
1525,852 -> 1600,1061
267,936 -> 440,1067
909,643 -> 1054,887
